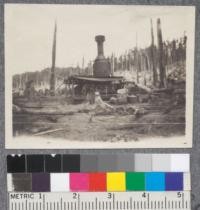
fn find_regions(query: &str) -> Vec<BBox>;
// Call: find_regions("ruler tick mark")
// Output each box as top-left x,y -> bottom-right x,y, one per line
123,201 -> 125,210
144,201 -> 146,209
130,197 -> 132,210
8,192 -> 191,210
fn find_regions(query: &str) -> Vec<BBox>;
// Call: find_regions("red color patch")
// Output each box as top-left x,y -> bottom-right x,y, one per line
89,173 -> 106,191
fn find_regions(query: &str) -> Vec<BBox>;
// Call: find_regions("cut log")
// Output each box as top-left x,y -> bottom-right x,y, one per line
15,109 -> 75,116
127,95 -> 138,103
33,128 -> 65,136
152,88 -> 174,94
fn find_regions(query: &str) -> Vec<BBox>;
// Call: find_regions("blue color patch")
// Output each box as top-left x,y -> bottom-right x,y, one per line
145,172 -> 165,191
165,172 -> 183,191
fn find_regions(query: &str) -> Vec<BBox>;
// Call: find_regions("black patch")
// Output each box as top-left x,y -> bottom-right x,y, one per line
63,154 -> 80,172
27,155 -> 44,172
45,155 -> 61,172
7,155 -> 26,173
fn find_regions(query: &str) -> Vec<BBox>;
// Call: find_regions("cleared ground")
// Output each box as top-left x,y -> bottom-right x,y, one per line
13,94 -> 185,143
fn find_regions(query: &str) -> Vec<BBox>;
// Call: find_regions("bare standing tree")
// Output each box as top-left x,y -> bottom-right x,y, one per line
50,22 -> 57,95
157,18 -> 166,88
150,19 -> 157,86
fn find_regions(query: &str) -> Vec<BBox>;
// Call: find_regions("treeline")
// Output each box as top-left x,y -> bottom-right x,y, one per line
108,36 -> 186,73
107,18 -> 187,88
13,67 -> 82,91
13,18 -> 187,91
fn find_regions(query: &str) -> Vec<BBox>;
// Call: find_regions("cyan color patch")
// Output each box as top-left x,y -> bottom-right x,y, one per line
145,172 -> 165,191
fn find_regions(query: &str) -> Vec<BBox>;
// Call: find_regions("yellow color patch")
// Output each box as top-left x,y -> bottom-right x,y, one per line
107,172 -> 126,191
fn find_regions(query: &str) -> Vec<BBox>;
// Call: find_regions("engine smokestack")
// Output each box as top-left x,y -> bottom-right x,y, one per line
95,35 -> 105,59
93,35 -> 111,77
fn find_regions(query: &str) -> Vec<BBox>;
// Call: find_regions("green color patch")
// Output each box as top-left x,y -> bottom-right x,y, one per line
126,172 -> 145,191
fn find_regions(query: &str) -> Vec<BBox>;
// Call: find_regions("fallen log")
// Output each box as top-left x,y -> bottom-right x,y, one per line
136,83 -> 152,93
33,128 -> 65,136
14,108 -> 75,116
152,88 -> 174,94
108,123 -> 136,130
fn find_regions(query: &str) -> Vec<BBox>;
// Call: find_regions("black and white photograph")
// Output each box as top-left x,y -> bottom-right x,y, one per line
5,4 -> 195,148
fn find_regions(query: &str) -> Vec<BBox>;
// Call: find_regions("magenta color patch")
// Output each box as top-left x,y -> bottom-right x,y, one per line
70,173 -> 89,191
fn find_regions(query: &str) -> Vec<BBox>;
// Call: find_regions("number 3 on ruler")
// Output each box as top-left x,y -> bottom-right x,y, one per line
107,193 -> 113,199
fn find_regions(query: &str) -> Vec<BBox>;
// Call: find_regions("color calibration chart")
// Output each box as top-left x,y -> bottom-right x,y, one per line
7,154 -> 191,210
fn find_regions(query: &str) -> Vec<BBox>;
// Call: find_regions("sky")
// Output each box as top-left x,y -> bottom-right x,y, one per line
5,4 -> 195,75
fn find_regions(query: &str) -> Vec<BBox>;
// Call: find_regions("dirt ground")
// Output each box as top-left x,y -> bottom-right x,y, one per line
13,95 -> 185,143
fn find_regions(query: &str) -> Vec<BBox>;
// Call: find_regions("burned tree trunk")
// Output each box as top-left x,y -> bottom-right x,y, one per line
50,22 -> 57,95
157,18 -> 166,88
150,19 -> 157,86
135,49 -> 140,84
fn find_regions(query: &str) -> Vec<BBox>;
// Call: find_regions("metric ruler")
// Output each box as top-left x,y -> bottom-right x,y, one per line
8,191 -> 191,210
